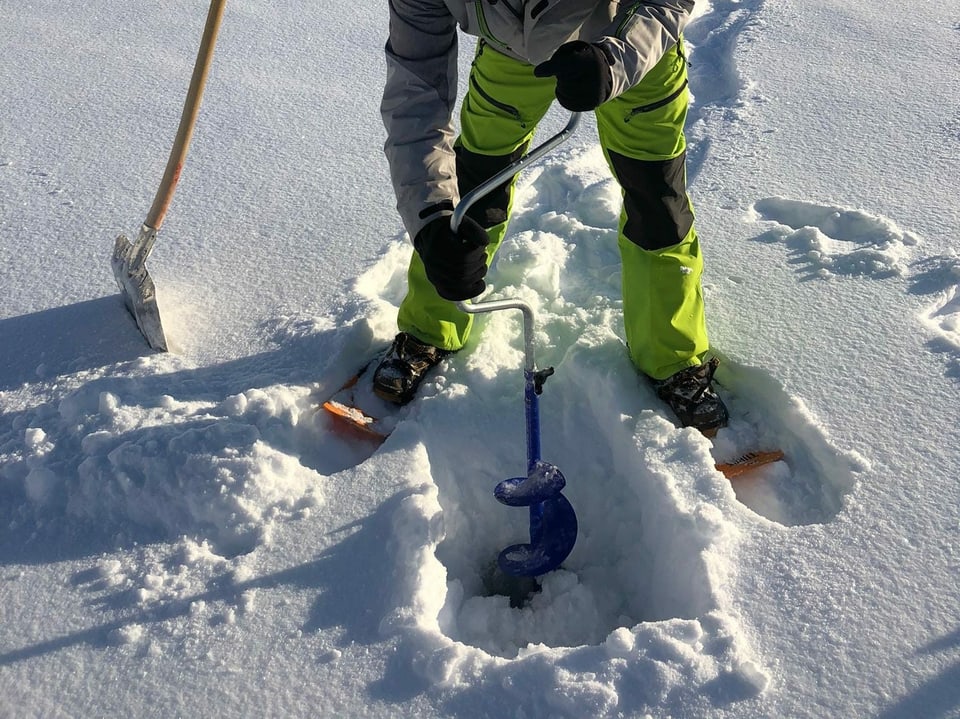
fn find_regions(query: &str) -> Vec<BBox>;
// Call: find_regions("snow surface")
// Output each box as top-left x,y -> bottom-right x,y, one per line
2,0 -> 960,717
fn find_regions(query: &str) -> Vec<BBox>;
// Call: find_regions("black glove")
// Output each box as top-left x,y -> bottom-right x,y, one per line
533,41 -> 614,111
414,214 -> 490,301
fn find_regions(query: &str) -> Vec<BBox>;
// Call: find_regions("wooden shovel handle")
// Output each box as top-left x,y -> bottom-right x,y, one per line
145,0 -> 227,230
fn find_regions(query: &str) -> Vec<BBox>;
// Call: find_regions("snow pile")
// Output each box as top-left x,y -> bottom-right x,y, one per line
2,362 -> 325,558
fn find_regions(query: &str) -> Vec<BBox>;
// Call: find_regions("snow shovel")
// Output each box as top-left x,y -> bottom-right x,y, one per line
112,0 -> 228,351
453,112 -> 582,577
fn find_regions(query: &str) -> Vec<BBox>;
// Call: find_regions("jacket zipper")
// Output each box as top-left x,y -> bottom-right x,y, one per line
623,79 -> 689,122
475,1 -> 509,49
615,2 -> 644,38
490,0 -> 524,22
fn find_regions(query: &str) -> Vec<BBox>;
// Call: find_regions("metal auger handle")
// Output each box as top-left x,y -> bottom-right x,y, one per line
450,111 -> 582,238
452,111 -> 583,363
456,297 -> 537,373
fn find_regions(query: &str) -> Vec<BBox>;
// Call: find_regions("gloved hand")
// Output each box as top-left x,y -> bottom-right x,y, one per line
533,41 -> 614,111
414,214 -> 491,301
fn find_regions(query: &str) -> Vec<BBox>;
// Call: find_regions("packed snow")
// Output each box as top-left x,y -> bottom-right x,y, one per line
1,0 -> 959,717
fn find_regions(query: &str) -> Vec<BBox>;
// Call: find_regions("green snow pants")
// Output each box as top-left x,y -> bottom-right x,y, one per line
397,39 -> 709,380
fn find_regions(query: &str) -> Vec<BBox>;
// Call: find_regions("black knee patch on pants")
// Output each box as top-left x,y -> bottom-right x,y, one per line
608,150 -> 695,251
455,143 -> 526,229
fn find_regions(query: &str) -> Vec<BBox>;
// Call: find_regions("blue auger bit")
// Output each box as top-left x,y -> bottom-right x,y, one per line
455,305 -> 579,577
495,460 -> 578,577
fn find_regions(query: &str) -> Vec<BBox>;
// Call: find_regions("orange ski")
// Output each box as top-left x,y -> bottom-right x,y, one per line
319,357 -> 397,444
322,398 -> 388,443
715,449 -> 785,479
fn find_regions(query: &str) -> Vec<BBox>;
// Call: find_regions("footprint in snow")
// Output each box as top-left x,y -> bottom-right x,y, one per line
921,285 -> 960,356
752,196 -> 920,280
909,254 -> 960,361
753,198 -> 960,374
710,357 -> 865,526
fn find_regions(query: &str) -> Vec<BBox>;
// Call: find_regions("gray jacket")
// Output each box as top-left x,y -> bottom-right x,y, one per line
382,0 -> 695,239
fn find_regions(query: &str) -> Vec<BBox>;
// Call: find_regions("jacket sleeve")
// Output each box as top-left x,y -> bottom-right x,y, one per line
595,0 -> 695,99
381,0 -> 460,240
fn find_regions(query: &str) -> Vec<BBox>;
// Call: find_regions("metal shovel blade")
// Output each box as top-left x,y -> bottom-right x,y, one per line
497,492 -> 578,577
112,225 -> 168,351
495,461 -> 567,507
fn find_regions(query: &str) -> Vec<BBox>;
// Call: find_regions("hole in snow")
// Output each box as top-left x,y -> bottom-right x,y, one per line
425,349 -> 722,659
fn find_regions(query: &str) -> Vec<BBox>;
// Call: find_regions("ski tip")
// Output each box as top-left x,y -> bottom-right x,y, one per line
322,400 -> 388,443
716,449 -> 785,480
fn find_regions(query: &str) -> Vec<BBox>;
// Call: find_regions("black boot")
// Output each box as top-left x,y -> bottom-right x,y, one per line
652,357 -> 729,436
373,332 -> 452,405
